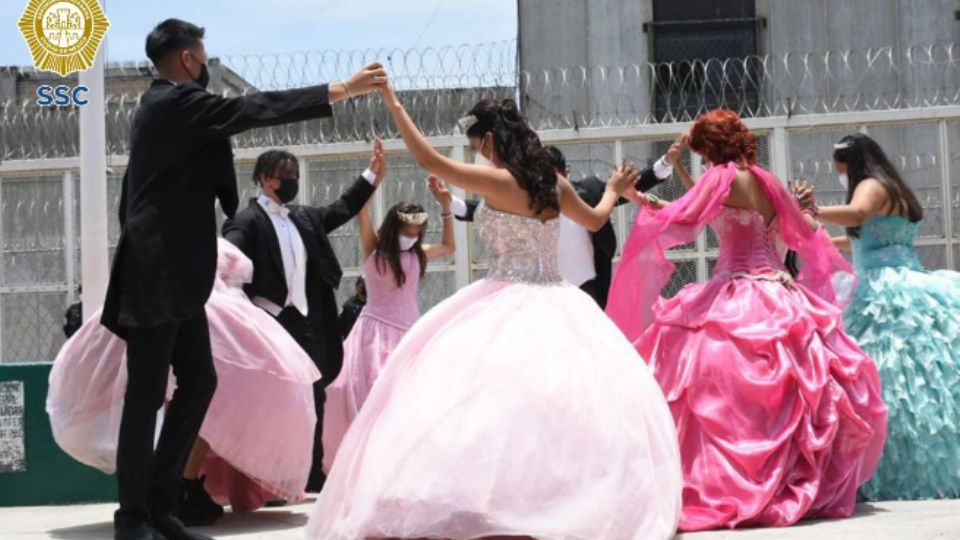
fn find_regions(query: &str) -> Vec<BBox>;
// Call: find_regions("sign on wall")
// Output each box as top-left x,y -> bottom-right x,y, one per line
0,381 -> 27,473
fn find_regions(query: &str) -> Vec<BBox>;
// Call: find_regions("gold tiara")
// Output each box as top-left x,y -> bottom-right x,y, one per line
398,211 -> 428,225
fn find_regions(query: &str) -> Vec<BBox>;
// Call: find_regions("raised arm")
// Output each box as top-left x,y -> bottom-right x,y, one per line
358,139 -> 386,259
817,178 -> 889,227
423,176 -> 455,260
358,201 -> 378,260
560,165 -> 639,232
177,63 -> 387,139
665,134 -> 696,190
379,84 -> 515,197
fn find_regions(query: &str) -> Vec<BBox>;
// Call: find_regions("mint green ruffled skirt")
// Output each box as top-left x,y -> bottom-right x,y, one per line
845,265 -> 960,500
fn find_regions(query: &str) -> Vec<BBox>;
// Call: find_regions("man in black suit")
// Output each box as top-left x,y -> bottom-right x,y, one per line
452,146 -> 673,308
99,19 -> 386,540
222,144 -> 383,492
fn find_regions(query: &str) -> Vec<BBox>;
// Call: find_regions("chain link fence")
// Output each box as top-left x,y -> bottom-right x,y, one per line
2,41 -> 960,362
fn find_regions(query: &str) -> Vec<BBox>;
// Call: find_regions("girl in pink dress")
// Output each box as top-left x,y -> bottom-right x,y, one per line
47,239 -> 320,516
323,175 -> 455,470
607,110 -> 889,531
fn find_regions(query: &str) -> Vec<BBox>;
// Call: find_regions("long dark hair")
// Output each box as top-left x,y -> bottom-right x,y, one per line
465,99 -> 559,214
374,202 -> 427,288
833,133 -> 923,237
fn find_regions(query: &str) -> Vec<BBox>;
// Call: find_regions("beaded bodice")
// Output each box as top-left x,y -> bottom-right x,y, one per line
474,201 -> 564,284
851,215 -> 924,272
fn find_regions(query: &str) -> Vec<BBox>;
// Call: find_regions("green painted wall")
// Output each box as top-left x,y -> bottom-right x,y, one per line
0,363 -> 116,506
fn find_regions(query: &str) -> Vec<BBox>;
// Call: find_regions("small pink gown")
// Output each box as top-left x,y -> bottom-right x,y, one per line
46,239 -> 321,505
323,250 -> 421,472
608,163 -> 889,531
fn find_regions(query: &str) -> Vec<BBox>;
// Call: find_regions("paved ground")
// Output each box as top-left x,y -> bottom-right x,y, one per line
1,498 -> 958,539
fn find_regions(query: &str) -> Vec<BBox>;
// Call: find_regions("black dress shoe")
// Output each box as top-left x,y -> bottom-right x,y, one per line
178,476 -> 224,526
150,514 -> 214,540
114,523 -> 168,540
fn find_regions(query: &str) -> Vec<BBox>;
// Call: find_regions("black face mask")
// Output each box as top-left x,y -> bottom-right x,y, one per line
195,62 -> 210,89
274,177 -> 299,204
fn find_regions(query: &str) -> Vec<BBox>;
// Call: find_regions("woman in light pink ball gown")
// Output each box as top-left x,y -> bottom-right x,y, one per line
607,109 -> 888,532
306,87 -> 682,539
322,177 -> 455,471
47,239 -> 320,513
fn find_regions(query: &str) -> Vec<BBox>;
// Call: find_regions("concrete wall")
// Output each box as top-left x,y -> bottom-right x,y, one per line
519,1 -> 960,267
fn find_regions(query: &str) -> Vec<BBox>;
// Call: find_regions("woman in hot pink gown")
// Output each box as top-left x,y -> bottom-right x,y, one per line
607,110 -> 888,531
323,175 -> 455,471
47,239 -> 320,511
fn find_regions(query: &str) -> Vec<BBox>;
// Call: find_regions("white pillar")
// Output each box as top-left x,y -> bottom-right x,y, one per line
449,145 -> 471,289
78,16 -> 109,319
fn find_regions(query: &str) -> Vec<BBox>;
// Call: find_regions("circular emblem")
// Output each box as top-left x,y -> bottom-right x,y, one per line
18,0 -> 110,76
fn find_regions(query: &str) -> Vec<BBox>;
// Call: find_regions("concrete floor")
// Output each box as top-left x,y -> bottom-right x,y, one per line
0,499 -> 958,539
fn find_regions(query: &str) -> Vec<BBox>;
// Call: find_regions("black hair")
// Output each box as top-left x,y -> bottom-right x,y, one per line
252,150 -> 299,185
354,276 -> 366,299
832,133 -> 923,237
466,99 -> 559,214
145,19 -> 205,67
543,145 -> 567,174
375,202 -> 427,288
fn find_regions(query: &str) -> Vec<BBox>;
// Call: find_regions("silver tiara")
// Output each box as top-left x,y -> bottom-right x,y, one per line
457,114 -> 479,132
833,140 -> 853,150
398,211 -> 428,225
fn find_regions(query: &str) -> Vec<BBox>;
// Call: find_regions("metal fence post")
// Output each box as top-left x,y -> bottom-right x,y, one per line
939,120 -> 955,270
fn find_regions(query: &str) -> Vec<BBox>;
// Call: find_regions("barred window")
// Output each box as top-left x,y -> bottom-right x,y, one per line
647,0 -> 765,121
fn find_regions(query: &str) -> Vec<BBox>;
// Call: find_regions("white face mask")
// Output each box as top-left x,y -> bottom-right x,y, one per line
473,138 -> 495,167
837,173 -> 849,190
398,235 -> 419,251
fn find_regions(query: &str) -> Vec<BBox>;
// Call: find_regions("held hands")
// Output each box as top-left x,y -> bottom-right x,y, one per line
606,162 -> 641,196
369,138 -> 387,187
428,176 -> 453,213
622,187 -> 667,209
665,133 -> 689,167
789,178 -> 817,210
342,63 -> 389,98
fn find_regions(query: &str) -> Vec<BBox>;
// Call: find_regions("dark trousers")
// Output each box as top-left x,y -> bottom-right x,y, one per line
115,312 -> 217,529
579,255 -> 614,310
275,307 -> 331,487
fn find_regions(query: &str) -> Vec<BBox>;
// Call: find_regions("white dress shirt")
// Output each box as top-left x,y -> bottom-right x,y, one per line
558,217 -> 595,286
255,195 -> 309,317
253,169 -> 378,317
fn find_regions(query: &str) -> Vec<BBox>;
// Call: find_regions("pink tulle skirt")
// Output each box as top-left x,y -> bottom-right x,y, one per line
308,279 -> 683,540
323,313 -> 411,472
639,275 -> 888,531
46,289 -> 320,504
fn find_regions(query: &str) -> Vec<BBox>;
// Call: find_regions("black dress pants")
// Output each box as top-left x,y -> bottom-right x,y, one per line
114,312 -> 217,529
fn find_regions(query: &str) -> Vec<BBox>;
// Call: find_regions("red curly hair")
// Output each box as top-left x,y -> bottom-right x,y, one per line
688,109 -> 757,166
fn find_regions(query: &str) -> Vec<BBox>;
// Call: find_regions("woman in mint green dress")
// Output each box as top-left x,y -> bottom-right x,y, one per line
804,133 -> 960,500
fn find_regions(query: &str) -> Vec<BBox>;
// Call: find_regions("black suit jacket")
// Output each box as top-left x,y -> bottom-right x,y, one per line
222,177 -> 376,369
101,79 -> 334,336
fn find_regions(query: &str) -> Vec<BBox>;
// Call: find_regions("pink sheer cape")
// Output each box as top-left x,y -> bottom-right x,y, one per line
607,162 -> 857,342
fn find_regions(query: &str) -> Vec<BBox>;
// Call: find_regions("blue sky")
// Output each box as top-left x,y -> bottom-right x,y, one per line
2,0 -> 518,66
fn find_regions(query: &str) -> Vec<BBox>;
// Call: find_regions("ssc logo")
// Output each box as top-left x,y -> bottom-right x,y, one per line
36,84 -> 89,107
17,0 -> 111,77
